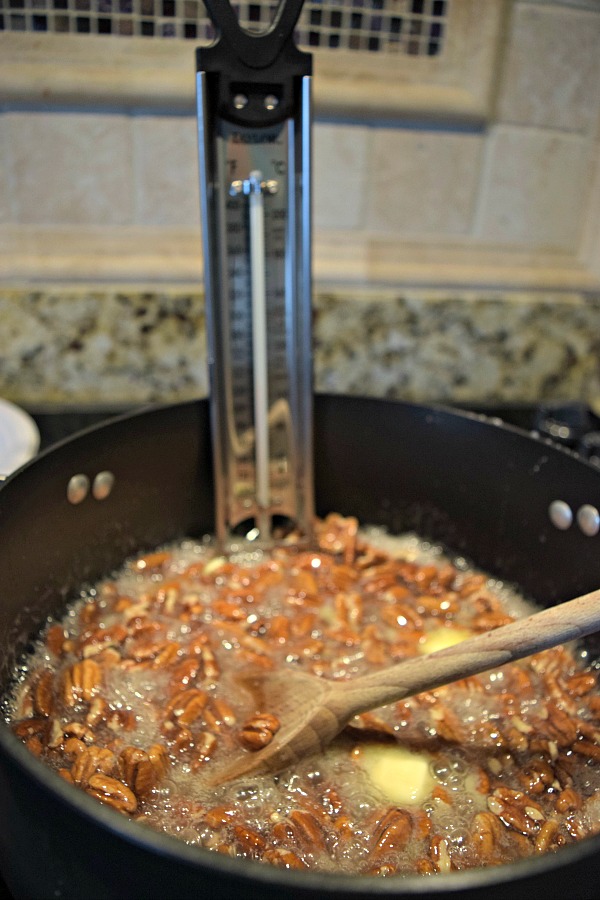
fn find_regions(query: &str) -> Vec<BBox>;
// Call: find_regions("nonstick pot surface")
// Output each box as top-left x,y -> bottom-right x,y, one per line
2,395 -> 600,899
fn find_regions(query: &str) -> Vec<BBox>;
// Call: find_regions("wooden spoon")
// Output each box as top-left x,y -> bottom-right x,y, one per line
209,587 -> 600,785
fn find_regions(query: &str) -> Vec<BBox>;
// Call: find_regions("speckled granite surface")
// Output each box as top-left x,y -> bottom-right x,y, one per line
1,286 -> 600,410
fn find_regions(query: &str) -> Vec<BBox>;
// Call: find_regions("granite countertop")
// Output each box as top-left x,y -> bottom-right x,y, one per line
1,286 -> 599,412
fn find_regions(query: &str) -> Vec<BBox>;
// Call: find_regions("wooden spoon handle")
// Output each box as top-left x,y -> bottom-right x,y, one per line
336,588 -> 600,719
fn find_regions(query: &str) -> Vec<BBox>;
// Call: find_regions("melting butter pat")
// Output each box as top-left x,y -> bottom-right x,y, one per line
354,744 -> 434,805
203,556 -> 226,576
420,626 -> 472,655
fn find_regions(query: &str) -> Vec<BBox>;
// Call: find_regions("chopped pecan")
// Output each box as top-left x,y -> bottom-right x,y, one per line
430,835 -> 452,873
25,736 -> 43,757
487,788 -> 544,836
194,731 -> 217,761
554,788 -> 582,814
232,824 -> 267,858
517,756 -> 555,795
169,657 -> 201,688
534,818 -> 560,854
86,697 -> 108,728
152,641 -> 181,668
82,623 -> 128,657
200,646 -> 220,682
133,551 -> 171,572
161,720 -> 194,752
203,805 -> 237,830
209,698 -> 236,728
571,739 -> 600,762
105,707 -> 136,732
63,737 -> 86,757
47,718 -> 64,749
363,862 -> 397,876
334,591 -> 363,628
57,768 -> 74,784
262,847 -> 306,869
316,513 -> 358,563
63,721 -> 95,744
565,672 -> 596,697
12,717 -> 50,743
544,701 -> 578,747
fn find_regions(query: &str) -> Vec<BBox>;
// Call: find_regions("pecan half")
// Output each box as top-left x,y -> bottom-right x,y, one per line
72,746 -> 116,786
63,659 -> 102,706
238,713 -> 280,751
165,688 -> 208,726
471,811 -> 503,861
371,808 -> 413,858
33,670 -> 55,717
119,746 -> 161,798
45,624 -> 67,657
86,774 -> 138,813
272,809 -> 328,855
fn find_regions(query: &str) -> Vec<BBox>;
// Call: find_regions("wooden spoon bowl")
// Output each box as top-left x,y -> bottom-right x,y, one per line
209,587 -> 600,785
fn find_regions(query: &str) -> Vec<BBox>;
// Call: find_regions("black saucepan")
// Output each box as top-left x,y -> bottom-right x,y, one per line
1,394 -> 600,900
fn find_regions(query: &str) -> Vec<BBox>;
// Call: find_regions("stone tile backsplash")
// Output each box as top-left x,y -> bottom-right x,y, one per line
1,286 -> 599,411
0,1 -> 599,415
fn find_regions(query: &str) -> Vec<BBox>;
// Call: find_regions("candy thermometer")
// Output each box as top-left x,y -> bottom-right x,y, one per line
197,0 -> 314,547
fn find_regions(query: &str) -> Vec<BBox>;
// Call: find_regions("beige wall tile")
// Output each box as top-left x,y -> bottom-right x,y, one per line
0,117 -> 13,225
313,123 -> 370,231
365,129 -> 484,236
498,3 -> 600,133
5,112 -> 133,225
133,115 -> 200,228
476,125 -> 592,251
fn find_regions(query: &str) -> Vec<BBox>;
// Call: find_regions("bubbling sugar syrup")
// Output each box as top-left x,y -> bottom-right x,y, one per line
5,519 -> 600,876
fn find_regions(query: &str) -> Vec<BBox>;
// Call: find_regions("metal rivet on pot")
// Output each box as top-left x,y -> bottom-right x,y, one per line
92,470 -> 115,501
577,504 -> 600,537
67,474 -> 90,505
548,500 -> 573,530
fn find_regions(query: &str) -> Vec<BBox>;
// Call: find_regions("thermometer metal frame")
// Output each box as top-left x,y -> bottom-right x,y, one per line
196,16 -> 313,546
